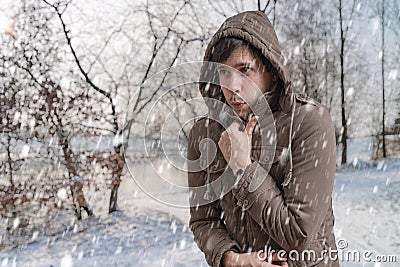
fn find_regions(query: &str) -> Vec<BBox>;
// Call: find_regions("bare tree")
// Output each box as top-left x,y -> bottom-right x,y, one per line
42,0 -> 209,212
280,0 -> 365,163
0,76 -> 20,188
390,2 -> 400,120
337,0 -> 358,164
257,0 -> 277,25
279,0 -> 337,103
0,1 -> 104,219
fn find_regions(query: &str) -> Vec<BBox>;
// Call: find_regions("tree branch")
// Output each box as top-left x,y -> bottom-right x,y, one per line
42,0 -> 119,134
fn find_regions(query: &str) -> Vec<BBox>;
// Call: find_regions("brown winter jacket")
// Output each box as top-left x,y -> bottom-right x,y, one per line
187,11 -> 339,267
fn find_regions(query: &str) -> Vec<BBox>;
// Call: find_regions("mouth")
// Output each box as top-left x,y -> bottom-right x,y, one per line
230,101 -> 246,111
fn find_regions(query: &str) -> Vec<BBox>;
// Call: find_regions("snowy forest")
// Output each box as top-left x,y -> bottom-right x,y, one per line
0,0 -> 399,266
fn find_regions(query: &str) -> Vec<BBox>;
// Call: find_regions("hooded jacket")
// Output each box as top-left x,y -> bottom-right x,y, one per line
187,11 -> 339,267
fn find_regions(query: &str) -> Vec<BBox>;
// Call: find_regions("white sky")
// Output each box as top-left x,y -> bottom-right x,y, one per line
0,0 -> 13,33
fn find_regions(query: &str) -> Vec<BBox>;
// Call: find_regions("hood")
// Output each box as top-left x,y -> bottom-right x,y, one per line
199,11 -> 296,187
199,10 -> 295,114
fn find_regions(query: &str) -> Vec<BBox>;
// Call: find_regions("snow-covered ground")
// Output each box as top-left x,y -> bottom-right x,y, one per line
0,183 -> 208,267
334,158 -> 400,266
0,137 -> 399,266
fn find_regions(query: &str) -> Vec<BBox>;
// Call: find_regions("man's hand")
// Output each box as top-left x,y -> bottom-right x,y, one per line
218,116 -> 258,174
222,251 -> 288,267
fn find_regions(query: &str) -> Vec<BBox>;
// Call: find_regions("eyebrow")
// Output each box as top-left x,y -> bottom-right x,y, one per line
218,62 -> 253,70
232,62 -> 252,68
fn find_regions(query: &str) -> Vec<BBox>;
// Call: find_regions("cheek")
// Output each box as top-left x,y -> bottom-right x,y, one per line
221,87 -> 231,99
252,77 -> 265,93
260,73 -> 273,92
242,88 -> 261,105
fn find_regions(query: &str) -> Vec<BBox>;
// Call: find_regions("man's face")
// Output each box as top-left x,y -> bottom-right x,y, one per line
218,47 -> 277,120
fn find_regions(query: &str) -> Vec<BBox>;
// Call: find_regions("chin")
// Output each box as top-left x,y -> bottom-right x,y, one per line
236,111 -> 249,120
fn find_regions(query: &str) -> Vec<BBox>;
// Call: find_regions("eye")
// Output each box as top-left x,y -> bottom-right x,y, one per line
240,65 -> 251,74
218,68 -> 230,77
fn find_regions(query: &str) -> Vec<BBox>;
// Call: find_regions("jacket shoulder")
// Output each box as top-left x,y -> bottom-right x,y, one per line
294,93 -> 320,107
292,93 -> 334,134
293,102 -> 334,150
294,93 -> 332,121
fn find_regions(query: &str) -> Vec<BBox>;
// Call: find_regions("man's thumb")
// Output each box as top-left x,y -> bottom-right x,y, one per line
245,115 -> 258,136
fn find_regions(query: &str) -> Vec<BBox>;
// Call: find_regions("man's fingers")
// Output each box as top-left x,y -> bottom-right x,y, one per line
227,120 -> 241,133
245,115 -> 258,136
256,252 -> 287,267
218,132 -> 231,151
219,131 -> 230,144
220,130 -> 227,138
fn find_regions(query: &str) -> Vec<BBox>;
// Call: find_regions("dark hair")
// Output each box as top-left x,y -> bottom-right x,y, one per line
210,37 -> 275,73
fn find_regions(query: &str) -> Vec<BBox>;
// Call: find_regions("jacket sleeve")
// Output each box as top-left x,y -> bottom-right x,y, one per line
232,105 -> 336,252
187,124 -> 241,267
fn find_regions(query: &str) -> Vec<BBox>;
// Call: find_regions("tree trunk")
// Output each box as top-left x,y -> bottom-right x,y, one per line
381,0 -> 387,158
302,47 -> 309,95
109,147 -> 125,213
6,135 -> 14,187
47,83 -> 93,220
339,0 -> 348,165
58,133 -> 93,220
273,0 -> 276,26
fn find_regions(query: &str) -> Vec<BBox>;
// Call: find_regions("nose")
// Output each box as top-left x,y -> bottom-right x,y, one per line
222,71 -> 243,94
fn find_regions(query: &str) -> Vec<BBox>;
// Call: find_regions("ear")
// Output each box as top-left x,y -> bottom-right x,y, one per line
272,74 -> 279,82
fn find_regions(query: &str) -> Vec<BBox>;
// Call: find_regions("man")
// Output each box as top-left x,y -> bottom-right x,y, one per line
187,11 -> 339,267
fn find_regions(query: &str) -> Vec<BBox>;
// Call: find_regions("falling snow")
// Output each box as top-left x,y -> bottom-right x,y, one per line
1,0 -> 399,266
0,138 -> 398,266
